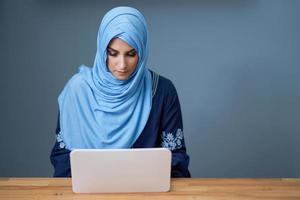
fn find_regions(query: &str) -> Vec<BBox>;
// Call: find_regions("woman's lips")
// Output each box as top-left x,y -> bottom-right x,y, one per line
116,71 -> 128,75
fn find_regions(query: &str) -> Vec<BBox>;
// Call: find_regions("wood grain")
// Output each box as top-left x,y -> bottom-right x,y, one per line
0,178 -> 300,200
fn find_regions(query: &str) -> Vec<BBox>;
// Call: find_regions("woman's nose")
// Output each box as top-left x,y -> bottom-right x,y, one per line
118,56 -> 127,70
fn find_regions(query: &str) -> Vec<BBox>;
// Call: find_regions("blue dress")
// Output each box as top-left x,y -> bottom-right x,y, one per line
50,71 -> 191,177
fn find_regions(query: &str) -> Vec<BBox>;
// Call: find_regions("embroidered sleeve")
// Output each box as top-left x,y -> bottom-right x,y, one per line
159,78 -> 187,151
50,111 -> 72,177
56,132 -> 66,149
159,78 -> 190,177
161,128 -> 184,151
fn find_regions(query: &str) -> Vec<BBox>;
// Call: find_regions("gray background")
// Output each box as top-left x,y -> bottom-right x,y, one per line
0,0 -> 299,177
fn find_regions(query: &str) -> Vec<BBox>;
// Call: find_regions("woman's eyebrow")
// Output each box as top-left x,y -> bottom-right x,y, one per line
107,47 -> 136,53
107,47 -> 118,52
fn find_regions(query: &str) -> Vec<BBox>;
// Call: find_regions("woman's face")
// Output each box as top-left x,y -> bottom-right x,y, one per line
107,38 -> 139,80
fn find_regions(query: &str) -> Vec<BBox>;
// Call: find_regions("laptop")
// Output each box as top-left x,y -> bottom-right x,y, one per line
70,148 -> 171,193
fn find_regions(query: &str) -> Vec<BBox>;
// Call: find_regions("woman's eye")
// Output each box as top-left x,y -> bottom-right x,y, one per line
127,51 -> 137,57
108,51 -> 117,57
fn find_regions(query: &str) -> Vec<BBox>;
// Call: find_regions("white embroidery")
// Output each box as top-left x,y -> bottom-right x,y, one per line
161,129 -> 184,151
56,132 -> 66,149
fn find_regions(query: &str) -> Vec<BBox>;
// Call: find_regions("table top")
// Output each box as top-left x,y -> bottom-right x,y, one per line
1,178 -> 300,200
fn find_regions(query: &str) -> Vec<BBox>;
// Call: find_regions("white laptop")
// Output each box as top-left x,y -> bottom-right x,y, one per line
70,148 -> 171,193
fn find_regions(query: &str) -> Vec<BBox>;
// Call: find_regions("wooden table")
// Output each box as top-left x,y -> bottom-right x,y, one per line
1,178 -> 300,199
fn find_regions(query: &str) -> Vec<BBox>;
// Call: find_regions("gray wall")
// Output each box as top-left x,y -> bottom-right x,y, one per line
1,0 -> 299,177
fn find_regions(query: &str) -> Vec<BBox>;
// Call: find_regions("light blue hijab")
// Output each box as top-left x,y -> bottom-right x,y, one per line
58,7 -> 152,150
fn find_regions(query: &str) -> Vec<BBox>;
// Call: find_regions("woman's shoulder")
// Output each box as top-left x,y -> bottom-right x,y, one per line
149,70 -> 178,97
149,70 -> 176,91
63,66 -> 91,92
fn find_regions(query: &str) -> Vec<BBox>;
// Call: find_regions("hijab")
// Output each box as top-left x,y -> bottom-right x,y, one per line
58,6 -> 152,150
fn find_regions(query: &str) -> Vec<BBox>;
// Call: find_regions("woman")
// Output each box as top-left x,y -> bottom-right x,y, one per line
50,6 -> 190,178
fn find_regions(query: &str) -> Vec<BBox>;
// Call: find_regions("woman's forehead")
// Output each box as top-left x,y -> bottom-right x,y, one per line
108,38 -> 136,51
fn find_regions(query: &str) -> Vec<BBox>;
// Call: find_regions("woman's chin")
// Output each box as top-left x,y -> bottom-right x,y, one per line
113,72 -> 130,80
114,74 -> 129,80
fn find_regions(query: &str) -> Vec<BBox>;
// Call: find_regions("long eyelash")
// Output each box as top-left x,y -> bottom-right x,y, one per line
107,50 -> 117,56
127,51 -> 137,57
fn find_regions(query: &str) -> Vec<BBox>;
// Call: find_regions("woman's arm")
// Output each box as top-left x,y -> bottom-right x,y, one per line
49,113 -> 71,177
160,79 -> 191,178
